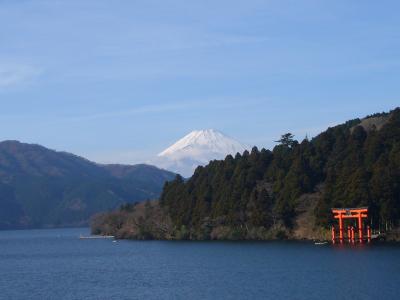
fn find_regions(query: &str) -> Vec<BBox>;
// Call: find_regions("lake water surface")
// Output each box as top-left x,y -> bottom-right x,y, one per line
1,227 -> 399,300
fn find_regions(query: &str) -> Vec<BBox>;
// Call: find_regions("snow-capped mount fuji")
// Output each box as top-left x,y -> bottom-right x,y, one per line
153,129 -> 249,177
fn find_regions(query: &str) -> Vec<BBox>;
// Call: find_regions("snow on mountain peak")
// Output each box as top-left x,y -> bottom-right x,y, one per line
158,129 -> 244,156
153,129 -> 249,177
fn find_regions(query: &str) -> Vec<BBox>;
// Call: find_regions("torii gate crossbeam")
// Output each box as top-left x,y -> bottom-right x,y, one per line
331,207 -> 371,244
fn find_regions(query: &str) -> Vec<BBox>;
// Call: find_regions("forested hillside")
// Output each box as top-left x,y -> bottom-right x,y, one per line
0,141 -> 175,229
92,108 -> 400,240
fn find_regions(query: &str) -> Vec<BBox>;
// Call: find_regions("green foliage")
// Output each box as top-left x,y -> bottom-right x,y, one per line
275,133 -> 298,148
160,108 -> 400,234
175,225 -> 190,240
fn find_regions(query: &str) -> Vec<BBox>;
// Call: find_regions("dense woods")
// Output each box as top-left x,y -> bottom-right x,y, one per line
158,108 -> 400,239
92,108 -> 400,240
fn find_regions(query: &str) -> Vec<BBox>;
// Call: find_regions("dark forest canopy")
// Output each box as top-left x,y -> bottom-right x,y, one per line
158,108 -> 400,239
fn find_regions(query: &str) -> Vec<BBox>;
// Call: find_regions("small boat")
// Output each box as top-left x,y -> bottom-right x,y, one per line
314,241 -> 329,245
79,235 -> 114,239
371,233 -> 380,239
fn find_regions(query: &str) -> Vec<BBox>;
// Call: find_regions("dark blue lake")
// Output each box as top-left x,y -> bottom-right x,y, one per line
1,228 -> 399,300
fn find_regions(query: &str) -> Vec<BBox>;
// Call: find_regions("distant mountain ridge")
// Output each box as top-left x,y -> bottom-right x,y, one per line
0,140 -> 176,229
153,129 -> 249,177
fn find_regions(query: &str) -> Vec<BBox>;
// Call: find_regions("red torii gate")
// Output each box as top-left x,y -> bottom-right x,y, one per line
331,207 -> 371,244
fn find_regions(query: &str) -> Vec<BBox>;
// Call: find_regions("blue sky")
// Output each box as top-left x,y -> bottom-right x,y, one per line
0,0 -> 399,164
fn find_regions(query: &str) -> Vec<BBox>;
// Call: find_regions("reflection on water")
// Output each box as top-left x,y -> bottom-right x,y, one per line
0,228 -> 399,300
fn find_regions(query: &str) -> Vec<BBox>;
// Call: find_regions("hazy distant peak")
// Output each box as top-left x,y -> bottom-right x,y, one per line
158,129 -> 247,157
154,129 -> 249,177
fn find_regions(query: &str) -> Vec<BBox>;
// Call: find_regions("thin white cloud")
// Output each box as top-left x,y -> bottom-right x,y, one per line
94,28 -> 269,58
62,97 -> 268,122
66,102 -> 203,122
154,34 -> 269,52
0,64 -> 42,88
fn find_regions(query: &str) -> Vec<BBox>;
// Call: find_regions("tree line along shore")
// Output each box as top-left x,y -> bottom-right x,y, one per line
92,108 -> 400,241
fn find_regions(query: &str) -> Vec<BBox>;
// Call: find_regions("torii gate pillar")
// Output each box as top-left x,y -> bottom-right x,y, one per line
331,207 -> 368,244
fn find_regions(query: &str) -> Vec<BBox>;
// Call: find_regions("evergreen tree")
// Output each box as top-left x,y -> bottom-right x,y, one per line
159,108 -> 400,235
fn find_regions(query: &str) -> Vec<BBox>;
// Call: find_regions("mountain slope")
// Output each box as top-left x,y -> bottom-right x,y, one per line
92,108 -> 400,240
159,109 -> 399,239
0,141 -> 176,229
154,129 -> 248,177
